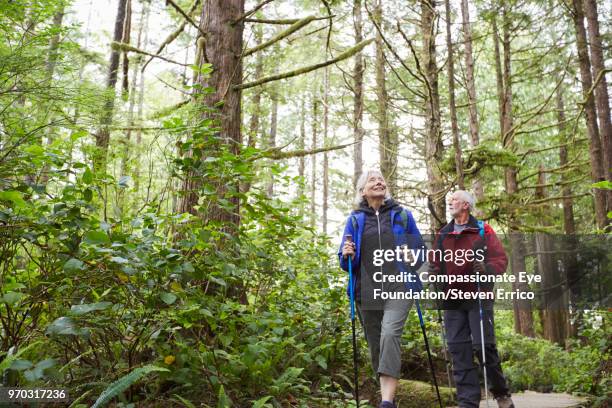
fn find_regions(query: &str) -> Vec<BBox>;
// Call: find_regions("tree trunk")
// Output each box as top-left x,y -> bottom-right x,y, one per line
120,0 -> 132,98
460,0 -> 483,200
583,0 -> 612,216
94,0 -> 129,172
421,0 -> 445,233
178,0 -> 244,232
557,85 -> 580,338
571,0 -> 607,229
445,0 -> 464,190
375,0 -> 397,195
352,0 -> 364,188
133,4 -> 149,195
311,94 -> 318,227
121,0 -> 148,181
45,6 -> 65,78
38,4 -> 66,185
247,23 -> 263,150
298,97 -> 306,209
322,66 -> 329,234
493,8 -> 534,337
557,86 -> 576,236
535,166 -> 567,345
267,74 -> 278,198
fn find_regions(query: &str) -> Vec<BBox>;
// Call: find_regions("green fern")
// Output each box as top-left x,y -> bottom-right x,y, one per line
0,341 -> 42,372
91,365 -> 169,408
172,394 -> 197,408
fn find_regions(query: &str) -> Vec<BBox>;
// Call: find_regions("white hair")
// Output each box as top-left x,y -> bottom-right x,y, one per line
353,169 -> 391,208
453,190 -> 476,212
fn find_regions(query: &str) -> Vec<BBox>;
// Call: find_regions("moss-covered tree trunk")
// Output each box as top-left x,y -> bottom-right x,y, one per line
421,0 -> 445,233
352,0 -> 364,188
460,0 -> 483,200
178,0 -> 244,232
570,0 -> 607,229
493,6 -> 534,336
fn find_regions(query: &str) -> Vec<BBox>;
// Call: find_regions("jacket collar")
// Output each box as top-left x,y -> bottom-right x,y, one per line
441,214 -> 480,234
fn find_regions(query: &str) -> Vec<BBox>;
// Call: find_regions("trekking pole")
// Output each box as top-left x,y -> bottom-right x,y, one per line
475,224 -> 491,408
431,273 -> 453,391
345,234 -> 359,407
436,307 -> 453,389
414,298 -> 443,408
476,269 -> 490,408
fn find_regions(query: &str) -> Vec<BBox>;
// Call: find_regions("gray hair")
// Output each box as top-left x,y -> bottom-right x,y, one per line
353,169 -> 391,208
453,190 -> 476,212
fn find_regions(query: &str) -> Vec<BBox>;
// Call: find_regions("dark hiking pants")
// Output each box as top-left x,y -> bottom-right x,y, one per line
444,307 -> 510,408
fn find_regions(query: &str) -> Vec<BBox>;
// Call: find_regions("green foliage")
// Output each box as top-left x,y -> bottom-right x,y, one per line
497,312 -> 610,397
0,0 -> 609,406
91,365 -> 169,408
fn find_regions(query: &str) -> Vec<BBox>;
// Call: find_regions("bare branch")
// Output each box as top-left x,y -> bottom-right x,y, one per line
142,0 -> 200,71
260,141 -> 354,160
147,99 -> 190,120
234,0 -> 275,25
111,41 -> 189,66
243,15 -> 319,57
235,38 -> 374,90
165,0 -> 205,37
245,16 -> 332,24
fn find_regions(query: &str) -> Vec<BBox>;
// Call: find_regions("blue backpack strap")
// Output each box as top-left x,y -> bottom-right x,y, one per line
350,214 -> 358,234
400,208 -> 408,230
477,220 -> 485,238
393,208 -> 409,230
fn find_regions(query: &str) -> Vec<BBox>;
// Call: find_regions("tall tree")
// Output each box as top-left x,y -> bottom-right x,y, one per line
445,0 -> 464,190
45,5 -> 65,78
267,62 -> 278,198
535,166 -> 567,345
583,0 -> 611,215
298,97 -> 306,208
557,84 -> 580,338
374,0 -> 397,195
247,22 -> 264,150
178,0 -> 245,231
460,0 -> 483,200
322,66 -> 329,233
570,0 -> 607,229
421,0 -> 445,232
311,93 -> 318,227
352,0 -> 364,187
493,6 -> 534,337
121,0 -> 148,181
38,3 -> 66,184
94,0 -> 129,172
133,3 -> 149,195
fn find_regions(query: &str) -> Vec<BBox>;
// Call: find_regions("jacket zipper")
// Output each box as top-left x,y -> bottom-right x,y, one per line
376,210 -> 383,293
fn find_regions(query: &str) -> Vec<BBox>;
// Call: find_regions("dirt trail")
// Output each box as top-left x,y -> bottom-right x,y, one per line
450,390 -> 589,408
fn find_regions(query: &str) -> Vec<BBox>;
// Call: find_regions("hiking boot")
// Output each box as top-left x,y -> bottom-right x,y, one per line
496,395 -> 515,408
379,401 -> 396,408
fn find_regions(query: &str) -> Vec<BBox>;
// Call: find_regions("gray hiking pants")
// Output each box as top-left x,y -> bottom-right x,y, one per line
357,299 -> 412,379
444,307 -> 510,407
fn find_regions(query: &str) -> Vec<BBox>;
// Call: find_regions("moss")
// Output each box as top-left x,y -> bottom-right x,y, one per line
395,379 -> 456,408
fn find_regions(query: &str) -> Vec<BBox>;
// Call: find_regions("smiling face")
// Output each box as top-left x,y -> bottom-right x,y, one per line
362,172 -> 387,201
448,192 -> 470,218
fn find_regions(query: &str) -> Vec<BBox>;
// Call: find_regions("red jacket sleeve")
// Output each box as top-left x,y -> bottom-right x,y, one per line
428,229 -> 443,271
484,224 -> 508,275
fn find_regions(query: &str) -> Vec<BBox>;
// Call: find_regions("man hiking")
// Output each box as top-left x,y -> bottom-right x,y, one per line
429,190 -> 515,408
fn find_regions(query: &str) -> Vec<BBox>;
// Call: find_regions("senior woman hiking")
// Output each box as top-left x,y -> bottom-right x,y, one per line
338,169 -> 426,408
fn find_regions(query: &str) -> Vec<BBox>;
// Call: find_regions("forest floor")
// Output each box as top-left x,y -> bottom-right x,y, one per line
448,390 -> 589,408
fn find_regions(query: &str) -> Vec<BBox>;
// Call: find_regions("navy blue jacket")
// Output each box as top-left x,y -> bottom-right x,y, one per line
337,203 -> 426,297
